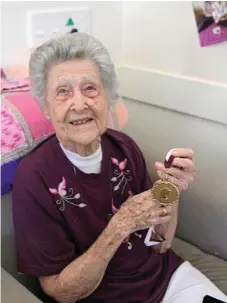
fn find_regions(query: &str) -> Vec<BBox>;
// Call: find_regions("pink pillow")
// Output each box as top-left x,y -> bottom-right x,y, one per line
6,92 -> 53,141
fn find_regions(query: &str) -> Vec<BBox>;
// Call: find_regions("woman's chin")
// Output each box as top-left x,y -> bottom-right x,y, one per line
70,132 -> 100,147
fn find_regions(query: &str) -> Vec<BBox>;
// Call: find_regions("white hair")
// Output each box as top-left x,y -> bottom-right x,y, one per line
29,32 -> 119,107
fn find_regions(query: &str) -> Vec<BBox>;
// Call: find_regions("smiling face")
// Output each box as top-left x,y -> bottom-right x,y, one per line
44,59 -> 109,154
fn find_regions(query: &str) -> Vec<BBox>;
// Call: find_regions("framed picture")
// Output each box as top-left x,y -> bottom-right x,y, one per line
192,1 -> 227,47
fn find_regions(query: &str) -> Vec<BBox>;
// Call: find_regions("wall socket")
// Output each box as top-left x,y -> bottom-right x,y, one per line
27,6 -> 91,49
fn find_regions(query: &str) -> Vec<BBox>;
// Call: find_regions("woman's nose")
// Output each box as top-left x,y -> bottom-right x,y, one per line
70,92 -> 87,112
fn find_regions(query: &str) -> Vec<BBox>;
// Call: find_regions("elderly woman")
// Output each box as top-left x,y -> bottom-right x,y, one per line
12,33 -> 226,303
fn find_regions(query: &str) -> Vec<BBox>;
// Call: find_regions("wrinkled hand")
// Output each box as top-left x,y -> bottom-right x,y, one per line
155,148 -> 196,192
153,148 -> 196,253
116,190 -> 172,236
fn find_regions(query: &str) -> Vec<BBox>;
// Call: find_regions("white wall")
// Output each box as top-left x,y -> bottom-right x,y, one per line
120,1 -> 227,126
121,1 -> 227,83
122,97 -> 227,259
1,1 -> 122,66
119,2 -> 227,257
2,1 -> 226,84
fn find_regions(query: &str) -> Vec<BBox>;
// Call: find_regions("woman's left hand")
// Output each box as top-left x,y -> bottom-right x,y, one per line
155,148 -> 196,192
153,148 -> 196,254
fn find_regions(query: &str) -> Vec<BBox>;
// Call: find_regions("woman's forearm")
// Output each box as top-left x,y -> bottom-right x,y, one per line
40,216 -> 128,303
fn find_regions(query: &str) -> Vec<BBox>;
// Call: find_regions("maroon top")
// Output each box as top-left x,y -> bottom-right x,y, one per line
13,129 -> 182,303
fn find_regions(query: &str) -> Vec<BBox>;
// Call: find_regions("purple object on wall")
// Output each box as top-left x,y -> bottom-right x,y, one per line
199,23 -> 227,46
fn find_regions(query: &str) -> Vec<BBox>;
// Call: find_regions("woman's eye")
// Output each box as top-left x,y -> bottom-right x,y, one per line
56,88 -> 71,100
86,86 -> 96,91
84,85 -> 99,97
57,88 -> 68,95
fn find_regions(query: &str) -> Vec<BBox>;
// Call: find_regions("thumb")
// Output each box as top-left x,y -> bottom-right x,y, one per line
155,162 -> 165,171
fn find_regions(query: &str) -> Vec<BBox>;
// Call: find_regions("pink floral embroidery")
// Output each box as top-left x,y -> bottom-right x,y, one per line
111,158 -> 119,166
111,157 -> 132,195
128,190 -> 133,197
49,177 -> 86,211
111,198 -> 118,215
111,158 -> 127,171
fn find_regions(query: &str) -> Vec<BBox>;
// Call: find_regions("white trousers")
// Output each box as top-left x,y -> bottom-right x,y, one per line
162,261 -> 227,303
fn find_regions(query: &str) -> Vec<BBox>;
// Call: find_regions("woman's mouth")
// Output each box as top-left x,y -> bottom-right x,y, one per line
69,118 -> 94,126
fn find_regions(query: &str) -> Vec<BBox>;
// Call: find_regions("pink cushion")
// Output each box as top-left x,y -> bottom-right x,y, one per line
1,103 -> 27,154
6,92 -> 54,141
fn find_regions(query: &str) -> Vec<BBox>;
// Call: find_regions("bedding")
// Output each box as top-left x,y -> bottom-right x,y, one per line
1,92 -> 54,195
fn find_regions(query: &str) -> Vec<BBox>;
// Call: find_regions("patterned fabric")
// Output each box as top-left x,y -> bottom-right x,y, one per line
1,93 -> 54,166
49,177 -> 86,212
6,92 -> 54,142
1,103 -> 27,154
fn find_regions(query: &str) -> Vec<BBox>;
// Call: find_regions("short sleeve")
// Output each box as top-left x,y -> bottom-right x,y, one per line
12,162 -> 76,277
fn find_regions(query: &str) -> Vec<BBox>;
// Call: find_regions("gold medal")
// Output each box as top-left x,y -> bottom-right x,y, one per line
150,180 -> 179,206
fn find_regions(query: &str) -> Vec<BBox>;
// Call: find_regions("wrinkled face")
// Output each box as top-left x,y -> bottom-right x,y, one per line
45,59 -> 109,149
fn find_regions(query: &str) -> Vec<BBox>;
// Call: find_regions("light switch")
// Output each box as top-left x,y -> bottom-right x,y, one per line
27,6 -> 91,49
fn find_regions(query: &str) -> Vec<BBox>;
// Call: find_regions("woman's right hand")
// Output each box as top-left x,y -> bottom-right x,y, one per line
114,190 -> 172,236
